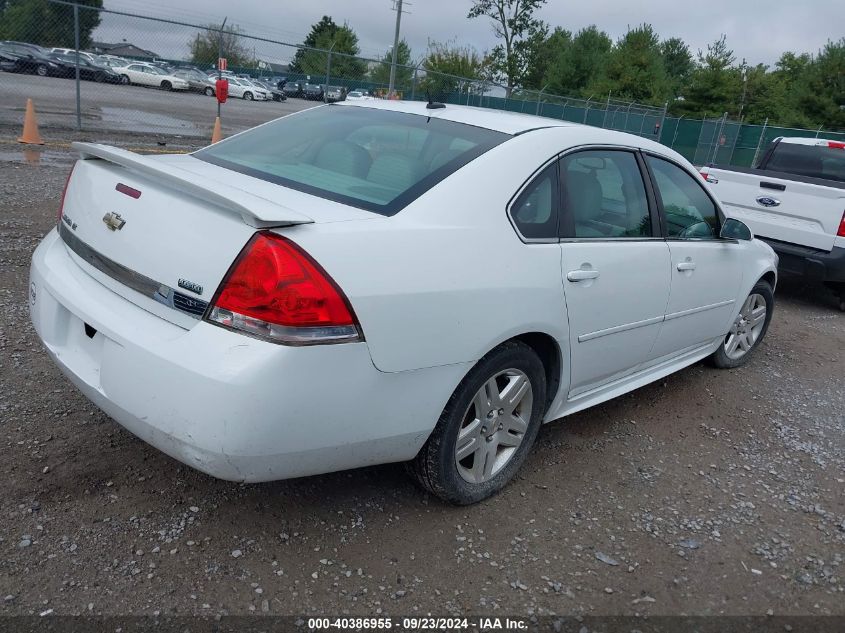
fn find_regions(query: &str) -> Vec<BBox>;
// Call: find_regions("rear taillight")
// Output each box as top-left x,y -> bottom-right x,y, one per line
837,210 -> 845,238
205,231 -> 362,345
828,141 -> 845,150
699,168 -> 718,184
57,163 -> 76,225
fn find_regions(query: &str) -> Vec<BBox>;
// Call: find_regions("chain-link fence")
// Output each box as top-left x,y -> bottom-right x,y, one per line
1,0 -> 843,165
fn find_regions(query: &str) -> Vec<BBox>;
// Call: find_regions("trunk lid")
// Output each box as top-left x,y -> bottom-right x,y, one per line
59,143 -> 371,328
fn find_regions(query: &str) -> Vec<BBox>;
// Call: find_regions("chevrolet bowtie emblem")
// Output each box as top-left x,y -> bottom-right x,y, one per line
102,212 -> 126,231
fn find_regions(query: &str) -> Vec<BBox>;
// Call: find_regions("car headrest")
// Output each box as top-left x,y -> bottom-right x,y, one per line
313,141 -> 372,180
367,154 -> 421,192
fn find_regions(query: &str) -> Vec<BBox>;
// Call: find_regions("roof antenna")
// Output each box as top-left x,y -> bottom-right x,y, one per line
426,89 -> 445,110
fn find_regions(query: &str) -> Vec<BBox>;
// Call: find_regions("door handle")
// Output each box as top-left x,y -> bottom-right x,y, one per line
677,261 -> 697,271
567,269 -> 600,282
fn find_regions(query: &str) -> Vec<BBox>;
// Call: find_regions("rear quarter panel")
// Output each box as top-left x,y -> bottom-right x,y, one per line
289,129 -> 576,374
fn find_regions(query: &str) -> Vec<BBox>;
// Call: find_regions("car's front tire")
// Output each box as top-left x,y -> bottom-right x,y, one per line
36,64 -> 48,77
408,340 -> 546,505
204,86 -> 214,96
120,74 -> 130,85
709,280 -> 774,369
243,91 -> 253,100
161,80 -> 172,91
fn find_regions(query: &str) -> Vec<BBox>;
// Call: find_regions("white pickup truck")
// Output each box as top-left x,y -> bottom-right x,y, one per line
701,137 -> 845,310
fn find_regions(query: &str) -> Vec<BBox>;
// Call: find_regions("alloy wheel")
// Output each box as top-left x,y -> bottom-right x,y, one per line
455,369 -> 533,484
724,293 -> 767,360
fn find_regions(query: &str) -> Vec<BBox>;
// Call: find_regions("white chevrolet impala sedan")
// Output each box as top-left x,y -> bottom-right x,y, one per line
30,101 -> 777,504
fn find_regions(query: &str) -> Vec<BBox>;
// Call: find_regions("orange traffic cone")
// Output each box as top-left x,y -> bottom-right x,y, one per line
211,116 -> 223,144
18,98 -> 44,145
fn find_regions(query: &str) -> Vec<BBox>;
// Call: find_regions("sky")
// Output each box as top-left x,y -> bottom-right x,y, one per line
96,0 -> 844,71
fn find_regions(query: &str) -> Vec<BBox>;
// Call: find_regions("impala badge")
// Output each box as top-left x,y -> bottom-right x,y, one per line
102,212 -> 126,231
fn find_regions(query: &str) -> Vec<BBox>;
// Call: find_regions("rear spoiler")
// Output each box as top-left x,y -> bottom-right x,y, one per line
72,143 -> 314,229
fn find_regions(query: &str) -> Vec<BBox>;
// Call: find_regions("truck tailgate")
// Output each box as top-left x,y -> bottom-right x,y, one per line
709,168 -> 845,252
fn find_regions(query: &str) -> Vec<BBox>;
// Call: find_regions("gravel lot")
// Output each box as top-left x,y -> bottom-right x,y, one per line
0,137 -> 843,620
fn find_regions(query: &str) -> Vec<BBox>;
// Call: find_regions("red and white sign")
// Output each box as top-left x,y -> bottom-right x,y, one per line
218,57 -> 227,71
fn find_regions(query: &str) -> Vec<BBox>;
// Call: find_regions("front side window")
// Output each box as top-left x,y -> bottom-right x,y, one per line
510,162 -> 558,240
646,155 -> 720,239
560,150 -> 652,239
196,106 -> 508,215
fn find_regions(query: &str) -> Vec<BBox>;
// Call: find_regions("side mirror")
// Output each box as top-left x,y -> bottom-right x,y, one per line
720,218 -> 753,241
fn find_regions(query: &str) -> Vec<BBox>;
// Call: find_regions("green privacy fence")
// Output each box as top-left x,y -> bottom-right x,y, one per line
427,89 -> 845,168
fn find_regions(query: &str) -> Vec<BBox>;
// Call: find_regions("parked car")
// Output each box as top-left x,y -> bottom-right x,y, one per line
302,83 -> 324,100
32,101 -> 778,504
173,68 -> 216,95
0,43 -> 62,77
254,79 -> 286,101
221,77 -> 266,101
95,56 -> 129,69
240,78 -> 271,100
1,40 -> 48,56
47,54 -> 122,83
266,75 -> 288,89
325,85 -> 346,103
49,48 -> 97,63
701,137 -> 845,310
282,81 -> 303,98
0,48 -> 17,72
112,62 -> 189,90
345,90 -> 371,100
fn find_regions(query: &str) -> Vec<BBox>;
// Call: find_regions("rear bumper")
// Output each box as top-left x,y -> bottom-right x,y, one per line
759,238 -> 845,285
29,229 -> 466,482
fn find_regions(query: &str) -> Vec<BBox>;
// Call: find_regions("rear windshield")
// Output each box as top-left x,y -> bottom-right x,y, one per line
195,105 -> 509,215
764,142 -> 845,182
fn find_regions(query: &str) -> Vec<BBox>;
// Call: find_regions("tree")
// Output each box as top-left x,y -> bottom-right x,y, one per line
793,38 -> 845,129
675,35 -> 741,117
521,26 -> 570,90
190,24 -> 253,68
0,0 -> 102,49
289,16 -> 365,80
421,39 -> 488,97
544,26 -> 612,97
467,0 -> 548,97
589,24 -> 669,105
661,37 -> 693,99
370,39 -> 413,90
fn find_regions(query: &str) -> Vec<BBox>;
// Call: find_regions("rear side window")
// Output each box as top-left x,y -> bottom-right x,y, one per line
560,150 -> 652,239
646,156 -> 720,239
195,106 -> 508,216
766,142 -> 845,182
510,163 -> 559,240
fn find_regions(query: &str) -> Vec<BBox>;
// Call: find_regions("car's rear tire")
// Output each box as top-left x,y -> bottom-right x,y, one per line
243,92 -> 253,100
36,64 -> 48,77
120,74 -> 130,85
161,80 -> 172,91
407,340 -> 546,505
709,280 -> 774,369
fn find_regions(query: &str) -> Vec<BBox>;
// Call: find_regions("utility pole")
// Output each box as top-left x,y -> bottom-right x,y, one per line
217,17 -> 227,120
388,0 -> 408,97
738,58 -> 748,121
